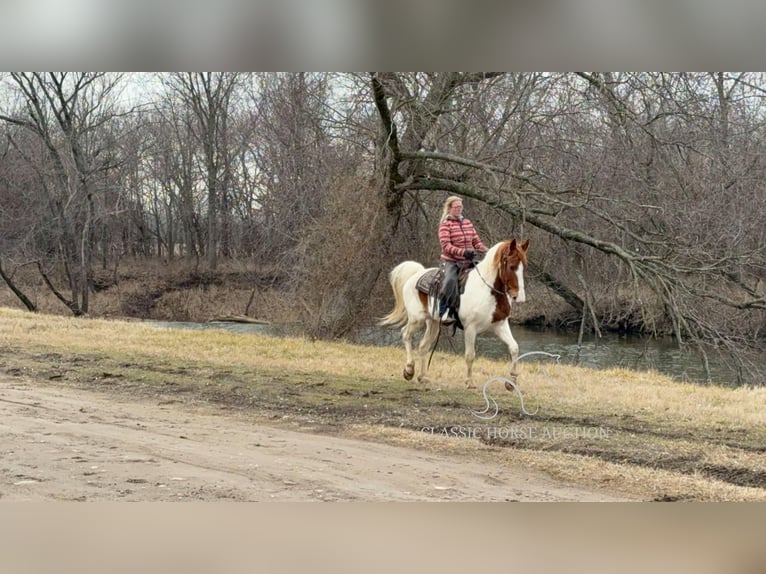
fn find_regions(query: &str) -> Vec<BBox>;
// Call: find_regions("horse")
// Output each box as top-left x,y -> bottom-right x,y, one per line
380,239 -> 529,387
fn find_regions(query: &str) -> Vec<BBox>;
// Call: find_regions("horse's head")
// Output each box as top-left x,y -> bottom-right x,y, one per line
495,239 -> 529,303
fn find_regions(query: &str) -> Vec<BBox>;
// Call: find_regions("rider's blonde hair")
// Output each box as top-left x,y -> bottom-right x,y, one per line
440,196 -> 463,223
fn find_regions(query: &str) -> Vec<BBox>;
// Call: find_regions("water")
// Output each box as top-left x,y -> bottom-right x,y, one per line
353,324 -> 720,382
147,320 -> 762,386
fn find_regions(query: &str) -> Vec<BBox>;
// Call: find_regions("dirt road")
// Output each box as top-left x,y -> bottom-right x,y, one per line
0,376 -> 629,501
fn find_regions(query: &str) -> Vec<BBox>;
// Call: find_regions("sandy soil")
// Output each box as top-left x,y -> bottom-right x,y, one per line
0,376 -> 630,501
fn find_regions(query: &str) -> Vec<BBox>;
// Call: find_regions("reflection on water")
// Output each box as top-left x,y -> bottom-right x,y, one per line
148,320 -> 762,386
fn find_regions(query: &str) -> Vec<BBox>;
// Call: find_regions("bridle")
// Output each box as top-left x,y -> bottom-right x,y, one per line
473,250 -> 522,299
473,263 -> 506,297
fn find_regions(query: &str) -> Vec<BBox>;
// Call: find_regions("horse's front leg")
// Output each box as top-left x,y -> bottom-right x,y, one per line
463,325 -> 478,388
491,320 -> 521,383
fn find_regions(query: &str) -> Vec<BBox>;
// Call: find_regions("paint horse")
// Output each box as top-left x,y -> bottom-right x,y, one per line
380,239 -> 529,386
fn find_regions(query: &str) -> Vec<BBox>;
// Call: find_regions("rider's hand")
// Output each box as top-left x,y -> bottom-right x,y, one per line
464,249 -> 475,260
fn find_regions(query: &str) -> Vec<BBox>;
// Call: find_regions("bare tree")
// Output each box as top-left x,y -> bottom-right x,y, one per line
245,73 -> 374,336
369,72 -> 765,381
245,73 -> 336,253
0,72 -> 126,315
161,73 -> 244,270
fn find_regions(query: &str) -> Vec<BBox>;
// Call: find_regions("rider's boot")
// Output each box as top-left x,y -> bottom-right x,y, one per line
438,297 -> 455,326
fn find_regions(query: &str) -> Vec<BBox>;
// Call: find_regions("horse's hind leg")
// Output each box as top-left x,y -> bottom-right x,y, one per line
416,319 -> 440,384
401,320 -> 420,381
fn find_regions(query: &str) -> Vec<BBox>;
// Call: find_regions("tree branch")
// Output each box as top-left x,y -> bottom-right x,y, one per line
369,73 -> 402,173
36,261 -> 83,316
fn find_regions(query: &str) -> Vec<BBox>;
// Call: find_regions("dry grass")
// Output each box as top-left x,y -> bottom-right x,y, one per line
1,306 -> 764,501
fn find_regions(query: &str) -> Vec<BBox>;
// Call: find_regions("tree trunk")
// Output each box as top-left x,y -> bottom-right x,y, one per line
207,175 -> 218,270
531,264 -> 585,313
0,258 -> 37,312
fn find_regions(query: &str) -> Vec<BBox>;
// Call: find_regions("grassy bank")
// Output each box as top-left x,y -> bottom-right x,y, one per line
1,307 -> 764,501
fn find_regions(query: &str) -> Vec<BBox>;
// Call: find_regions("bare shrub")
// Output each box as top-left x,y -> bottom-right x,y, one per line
290,176 -> 387,339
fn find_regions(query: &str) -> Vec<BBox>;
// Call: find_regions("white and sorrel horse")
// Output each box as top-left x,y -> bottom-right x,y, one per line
380,239 -> 529,386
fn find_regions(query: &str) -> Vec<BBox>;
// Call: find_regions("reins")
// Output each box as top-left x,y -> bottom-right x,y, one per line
473,258 -> 509,298
428,316 -> 462,368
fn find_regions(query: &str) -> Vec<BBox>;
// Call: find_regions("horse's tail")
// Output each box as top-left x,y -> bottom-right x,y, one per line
379,261 -> 425,326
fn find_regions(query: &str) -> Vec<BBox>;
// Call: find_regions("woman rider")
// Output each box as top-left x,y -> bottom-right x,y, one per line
437,196 -> 488,325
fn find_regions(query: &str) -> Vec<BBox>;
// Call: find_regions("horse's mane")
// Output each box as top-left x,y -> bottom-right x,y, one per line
477,239 -> 527,284
477,241 -> 510,279
483,241 -> 508,264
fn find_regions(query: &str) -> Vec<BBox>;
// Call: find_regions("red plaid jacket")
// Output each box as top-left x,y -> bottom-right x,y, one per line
439,216 -> 488,262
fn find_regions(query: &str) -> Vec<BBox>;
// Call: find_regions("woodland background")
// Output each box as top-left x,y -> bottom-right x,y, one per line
0,73 -> 764,383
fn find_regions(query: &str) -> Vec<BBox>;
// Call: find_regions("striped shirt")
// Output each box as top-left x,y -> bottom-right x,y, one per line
439,216 -> 488,262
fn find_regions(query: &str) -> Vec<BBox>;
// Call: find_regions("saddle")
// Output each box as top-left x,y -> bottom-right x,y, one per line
416,262 -> 474,330
415,262 -> 473,297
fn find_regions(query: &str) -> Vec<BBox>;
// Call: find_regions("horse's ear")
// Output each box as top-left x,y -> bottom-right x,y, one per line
521,239 -> 530,252
508,239 -> 517,251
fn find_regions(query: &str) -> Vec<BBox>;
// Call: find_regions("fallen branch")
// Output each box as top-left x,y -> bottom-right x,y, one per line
207,315 -> 270,325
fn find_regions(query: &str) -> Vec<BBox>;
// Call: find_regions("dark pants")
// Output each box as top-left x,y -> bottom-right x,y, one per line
438,260 -> 461,315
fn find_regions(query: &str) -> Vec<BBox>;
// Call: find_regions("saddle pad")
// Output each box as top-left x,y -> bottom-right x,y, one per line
416,268 -> 441,294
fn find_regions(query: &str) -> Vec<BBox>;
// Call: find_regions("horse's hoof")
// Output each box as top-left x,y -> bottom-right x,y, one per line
464,379 -> 476,389
403,367 -> 414,381
505,377 -> 518,391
